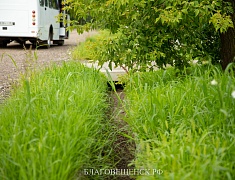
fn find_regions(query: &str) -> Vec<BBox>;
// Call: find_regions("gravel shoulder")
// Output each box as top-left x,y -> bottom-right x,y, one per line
0,30 -> 98,103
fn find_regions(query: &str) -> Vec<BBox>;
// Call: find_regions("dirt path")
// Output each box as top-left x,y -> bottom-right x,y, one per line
109,89 -> 136,180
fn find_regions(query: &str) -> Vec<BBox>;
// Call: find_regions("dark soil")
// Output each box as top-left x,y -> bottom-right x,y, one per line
108,88 -> 136,180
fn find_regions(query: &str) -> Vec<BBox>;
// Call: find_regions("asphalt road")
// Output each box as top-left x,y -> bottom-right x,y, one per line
0,30 -> 98,103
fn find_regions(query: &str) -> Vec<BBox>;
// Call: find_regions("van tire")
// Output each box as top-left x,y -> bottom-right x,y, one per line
54,40 -> 64,46
46,33 -> 52,48
0,41 -> 7,48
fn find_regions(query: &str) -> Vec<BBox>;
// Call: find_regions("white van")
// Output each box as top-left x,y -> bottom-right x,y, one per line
0,0 -> 69,48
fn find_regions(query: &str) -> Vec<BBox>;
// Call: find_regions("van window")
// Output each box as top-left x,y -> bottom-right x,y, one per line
49,0 -> 59,10
39,0 -> 44,6
45,0 -> 48,7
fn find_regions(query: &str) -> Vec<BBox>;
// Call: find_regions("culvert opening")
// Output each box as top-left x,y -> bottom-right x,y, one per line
107,81 -> 125,91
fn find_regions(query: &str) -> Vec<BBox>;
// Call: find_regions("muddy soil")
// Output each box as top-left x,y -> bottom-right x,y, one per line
109,89 -> 136,180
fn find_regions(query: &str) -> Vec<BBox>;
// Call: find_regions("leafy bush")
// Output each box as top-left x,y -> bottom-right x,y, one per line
124,64 -> 235,179
0,62 -> 114,179
64,0 -> 234,70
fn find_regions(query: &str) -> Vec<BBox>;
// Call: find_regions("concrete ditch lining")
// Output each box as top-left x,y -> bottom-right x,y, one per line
82,61 -> 127,81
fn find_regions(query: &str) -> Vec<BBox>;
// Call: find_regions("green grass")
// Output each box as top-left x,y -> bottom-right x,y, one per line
72,30 -> 108,61
124,64 -> 235,180
72,30 -> 119,62
0,61 -> 115,180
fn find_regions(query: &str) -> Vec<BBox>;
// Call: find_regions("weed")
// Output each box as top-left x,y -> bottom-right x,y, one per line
72,30 -> 120,64
124,64 -> 235,180
0,61 -> 115,179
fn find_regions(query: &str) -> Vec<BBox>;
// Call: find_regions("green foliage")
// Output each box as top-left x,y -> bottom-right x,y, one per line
64,0 -> 234,71
124,64 -> 235,179
72,30 -> 120,63
0,62 -> 115,179
210,11 -> 234,33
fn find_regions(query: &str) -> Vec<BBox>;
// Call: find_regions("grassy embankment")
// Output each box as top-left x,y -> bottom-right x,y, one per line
72,30 -> 235,180
4,30 -> 232,180
0,61 -> 116,179
124,65 -> 235,179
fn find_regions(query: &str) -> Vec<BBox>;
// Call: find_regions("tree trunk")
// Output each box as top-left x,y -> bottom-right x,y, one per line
220,0 -> 235,70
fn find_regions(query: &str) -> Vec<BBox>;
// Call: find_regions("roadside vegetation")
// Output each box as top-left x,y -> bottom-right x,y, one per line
0,29 -> 235,179
72,32 -> 235,179
124,64 -> 235,179
71,30 -> 110,61
2,0 -> 235,177
65,0 -> 235,70
72,29 -> 120,69
0,62 -> 116,179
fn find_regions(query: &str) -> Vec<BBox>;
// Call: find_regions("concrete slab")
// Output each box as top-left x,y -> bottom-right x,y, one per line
82,61 -> 127,81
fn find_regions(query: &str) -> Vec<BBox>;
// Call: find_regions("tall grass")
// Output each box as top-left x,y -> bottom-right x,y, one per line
0,61 -> 114,179
124,64 -> 235,179
72,30 -> 119,62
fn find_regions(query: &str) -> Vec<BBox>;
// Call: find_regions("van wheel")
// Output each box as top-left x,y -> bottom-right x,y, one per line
46,33 -> 52,48
54,40 -> 64,46
0,41 -> 7,48
31,40 -> 37,48
21,41 -> 26,48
